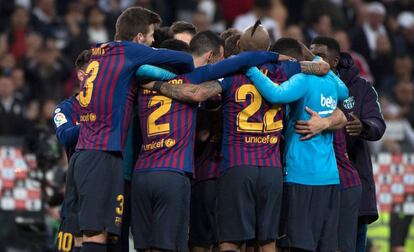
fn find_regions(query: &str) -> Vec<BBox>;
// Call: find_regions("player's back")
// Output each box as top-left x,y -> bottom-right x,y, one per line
219,63 -> 290,171
76,41 -> 193,152
284,71 -> 345,185
135,75 -> 197,174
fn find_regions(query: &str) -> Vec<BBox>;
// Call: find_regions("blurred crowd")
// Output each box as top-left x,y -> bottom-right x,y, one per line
0,0 -> 414,151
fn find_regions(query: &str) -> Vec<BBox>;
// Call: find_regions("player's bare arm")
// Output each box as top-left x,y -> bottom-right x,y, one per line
300,60 -> 330,75
142,80 -> 222,102
296,107 -> 347,140
299,40 -> 316,61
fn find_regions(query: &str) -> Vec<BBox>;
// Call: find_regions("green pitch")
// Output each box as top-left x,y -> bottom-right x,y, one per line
368,213 -> 414,252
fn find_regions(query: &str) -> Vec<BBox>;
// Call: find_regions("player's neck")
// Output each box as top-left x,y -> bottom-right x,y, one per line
193,56 -> 207,68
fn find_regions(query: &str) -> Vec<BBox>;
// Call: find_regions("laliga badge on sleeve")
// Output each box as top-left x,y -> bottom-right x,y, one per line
54,113 -> 68,128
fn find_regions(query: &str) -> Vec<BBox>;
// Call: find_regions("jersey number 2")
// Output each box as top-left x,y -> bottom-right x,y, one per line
79,60 -> 100,107
147,96 -> 172,136
236,84 -> 283,133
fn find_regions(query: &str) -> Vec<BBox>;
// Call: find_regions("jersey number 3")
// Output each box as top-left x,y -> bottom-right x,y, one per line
79,60 -> 100,107
236,84 -> 283,133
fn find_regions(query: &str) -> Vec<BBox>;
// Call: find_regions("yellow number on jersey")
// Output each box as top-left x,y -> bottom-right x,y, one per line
116,194 -> 124,215
57,231 -> 73,252
264,104 -> 283,132
79,60 -> 100,107
235,84 -> 283,133
236,84 -> 263,132
147,96 -> 172,136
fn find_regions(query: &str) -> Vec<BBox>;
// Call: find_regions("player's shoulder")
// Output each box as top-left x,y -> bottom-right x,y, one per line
55,95 -> 78,114
53,97 -> 76,128
179,70 -> 199,83
116,41 -> 153,51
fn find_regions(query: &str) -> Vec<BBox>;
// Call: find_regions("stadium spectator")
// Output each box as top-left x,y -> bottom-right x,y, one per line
233,0 -> 281,42
382,55 -> 414,95
31,0 -> 58,37
304,14 -> 333,44
25,42 -> 71,101
334,30 -> 374,83
372,81 -> 414,154
350,1 -> 393,87
7,6 -> 31,62
284,24 -> 305,44
394,11 -> 414,57
11,67 -> 31,102
86,7 -> 109,44
0,74 -> 26,135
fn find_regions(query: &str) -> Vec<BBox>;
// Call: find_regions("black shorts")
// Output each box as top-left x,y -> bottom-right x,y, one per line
189,179 -> 218,247
390,213 -> 413,247
131,171 -> 191,251
338,186 -> 362,252
279,183 -> 340,252
72,150 -> 124,236
110,180 -> 132,251
217,166 -> 283,242
55,156 -> 80,251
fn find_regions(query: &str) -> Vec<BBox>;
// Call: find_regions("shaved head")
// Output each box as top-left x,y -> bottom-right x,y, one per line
239,23 -> 270,51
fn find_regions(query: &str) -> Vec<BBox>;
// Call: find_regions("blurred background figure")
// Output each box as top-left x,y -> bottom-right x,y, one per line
233,0 -> 281,42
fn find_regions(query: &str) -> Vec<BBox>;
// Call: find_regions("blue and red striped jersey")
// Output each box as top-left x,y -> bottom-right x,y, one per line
334,128 -> 361,189
134,51 -> 283,174
135,75 -> 197,173
219,61 -> 301,171
75,41 -> 194,152
53,95 -> 81,159
194,105 -> 223,181
195,138 -> 222,181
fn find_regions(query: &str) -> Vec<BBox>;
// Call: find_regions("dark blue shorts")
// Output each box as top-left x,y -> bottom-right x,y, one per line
189,179 -> 218,247
72,150 -> 124,236
338,186 -> 362,252
131,171 -> 191,251
279,183 -> 340,251
217,166 -> 283,242
55,154 -> 79,251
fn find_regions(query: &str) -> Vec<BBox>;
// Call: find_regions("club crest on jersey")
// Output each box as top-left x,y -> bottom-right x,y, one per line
54,113 -> 67,127
343,96 -> 355,110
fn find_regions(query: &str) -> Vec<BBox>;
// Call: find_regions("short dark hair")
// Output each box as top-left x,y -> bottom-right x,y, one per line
224,34 -> 241,58
170,21 -> 197,35
75,50 -> 91,70
160,39 -> 191,53
254,0 -> 272,9
311,36 -> 340,55
115,7 -> 161,41
220,28 -> 240,41
271,38 -> 302,59
190,31 -> 224,57
152,26 -> 173,48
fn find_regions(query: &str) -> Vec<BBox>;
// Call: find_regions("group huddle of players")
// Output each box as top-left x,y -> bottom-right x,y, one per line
51,5 -> 385,252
